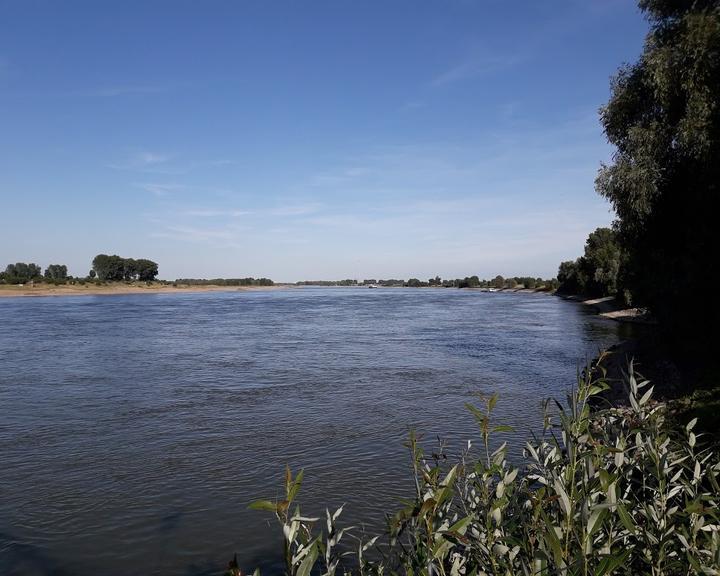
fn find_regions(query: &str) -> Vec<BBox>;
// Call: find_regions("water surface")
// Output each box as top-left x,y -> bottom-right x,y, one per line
0,288 -> 625,575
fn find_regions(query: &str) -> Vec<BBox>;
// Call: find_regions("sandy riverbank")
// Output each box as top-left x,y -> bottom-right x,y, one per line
558,294 -> 654,324
0,283 -> 288,298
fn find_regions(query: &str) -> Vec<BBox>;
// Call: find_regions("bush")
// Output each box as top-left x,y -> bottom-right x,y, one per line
244,360 -> 720,575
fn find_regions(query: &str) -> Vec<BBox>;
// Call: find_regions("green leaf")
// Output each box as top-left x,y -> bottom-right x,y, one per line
447,515 -> 472,535
488,393 -> 498,411
616,502 -> 636,535
553,478 -> 571,517
587,507 -> 607,536
248,500 -> 277,512
295,541 -> 318,576
441,464 -> 458,487
539,510 -> 564,567
596,549 -> 630,576
638,385 -> 654,406
285,465 -> 292,494
288,469 -> 304,502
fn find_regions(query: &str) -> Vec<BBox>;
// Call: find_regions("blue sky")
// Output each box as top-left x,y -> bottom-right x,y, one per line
0,1 -> 648,281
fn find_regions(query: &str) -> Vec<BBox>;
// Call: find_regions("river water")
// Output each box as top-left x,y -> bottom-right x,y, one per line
0,287 -> 627,575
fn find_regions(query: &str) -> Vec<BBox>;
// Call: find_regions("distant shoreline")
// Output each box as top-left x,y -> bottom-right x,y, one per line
0,283 -> 287,298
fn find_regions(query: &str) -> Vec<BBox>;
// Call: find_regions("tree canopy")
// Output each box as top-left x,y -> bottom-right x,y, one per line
557,228 -> 622,297
92,254 -> 158,281
596,0 -> 720,351
44,264 -> 68,281
0,262 -> 42,284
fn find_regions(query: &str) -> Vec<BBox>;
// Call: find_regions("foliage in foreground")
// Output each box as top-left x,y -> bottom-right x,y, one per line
243,360 -> 720,576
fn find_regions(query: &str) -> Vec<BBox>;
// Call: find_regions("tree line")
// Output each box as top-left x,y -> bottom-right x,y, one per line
295,276 -> 559,289
1,256 -> 278,287
556,227 -> 622,299
175,278 -> 274,286
556,0 -> 718,358
1,262 -> 69,284
0,254 -> 160,285
91,254 -> 158,281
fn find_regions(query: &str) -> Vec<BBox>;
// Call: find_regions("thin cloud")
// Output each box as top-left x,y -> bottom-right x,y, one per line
399,100 -> 426,112
150,224 -> 243,243
431,53 -> 524,87
135,182 -> 185,197
108,152 -> 181,174
138,152 -> 170,166
182,209 -> 252,217
269,203 -> 324,217
91,84 -> 169,97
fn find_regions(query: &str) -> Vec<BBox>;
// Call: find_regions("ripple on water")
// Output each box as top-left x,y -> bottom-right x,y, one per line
0,288 -> 624,576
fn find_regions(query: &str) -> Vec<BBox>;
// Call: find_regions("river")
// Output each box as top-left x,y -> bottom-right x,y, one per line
0,287 -> 629,575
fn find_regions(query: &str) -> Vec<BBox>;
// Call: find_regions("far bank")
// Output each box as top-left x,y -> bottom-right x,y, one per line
0,282 -> 289,298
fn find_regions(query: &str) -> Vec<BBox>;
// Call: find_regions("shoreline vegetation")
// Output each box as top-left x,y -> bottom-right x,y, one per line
0,282 -> 284,298
240,363 -> 720,576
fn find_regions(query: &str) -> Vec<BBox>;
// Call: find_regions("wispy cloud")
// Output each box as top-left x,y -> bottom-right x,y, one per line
269,203 -> 324,217
108,151 -> 184,174
137,112 -> 613,278
399,99 -> 426,112
432,53 -> 524,87
108,151 -> 239,176
134,182 -> 185,197
90,84 -> 170,97
149,224 -> 243,243
138,152 -> 170,166
182,209 -> 252,217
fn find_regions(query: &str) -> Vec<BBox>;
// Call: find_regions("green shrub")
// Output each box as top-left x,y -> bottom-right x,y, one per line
244,360 -> 720,575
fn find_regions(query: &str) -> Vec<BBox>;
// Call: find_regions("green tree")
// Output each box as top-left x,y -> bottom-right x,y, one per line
458,275 -> 480,288
581,227 -> 622,297
135,260 -> 158,281
92,254 -> 124,281
44,264 -> 68,281
596,0 -> 720,351
92,254 -> 156,281
557,260 -> 587,294
3,262 -> 42,284
122,258 -> 138,281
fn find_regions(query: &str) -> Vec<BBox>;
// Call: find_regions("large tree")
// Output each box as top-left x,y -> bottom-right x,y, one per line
581,228 -> 622,297
92,254 -> 124,281
135,259 -> 159,281
597,0 -> 720,353
44,264 -> 68,281
2,262 -> 42,284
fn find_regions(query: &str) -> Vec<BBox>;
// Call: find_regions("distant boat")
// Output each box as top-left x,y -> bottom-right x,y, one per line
367,284 -> 380,289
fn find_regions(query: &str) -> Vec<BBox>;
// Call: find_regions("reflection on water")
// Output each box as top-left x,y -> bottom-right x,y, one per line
0,288 -> 622,575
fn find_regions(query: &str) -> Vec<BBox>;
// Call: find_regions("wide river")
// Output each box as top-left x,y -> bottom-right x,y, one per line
0,287 -> 628,575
